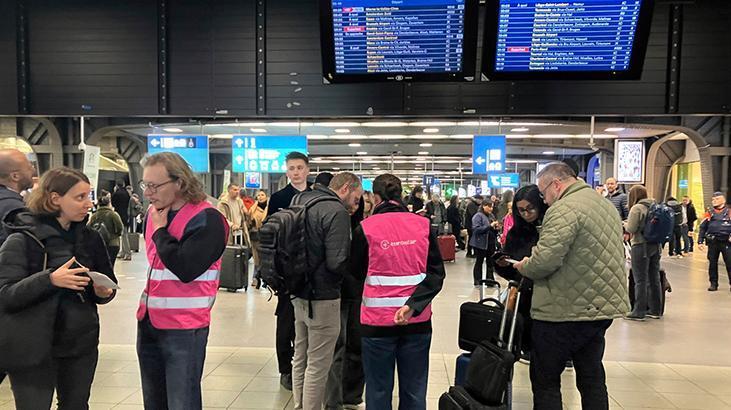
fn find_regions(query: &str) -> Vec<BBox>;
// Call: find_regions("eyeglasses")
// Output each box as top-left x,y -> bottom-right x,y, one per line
517,206 -> 537,214
139,179 -> 175,193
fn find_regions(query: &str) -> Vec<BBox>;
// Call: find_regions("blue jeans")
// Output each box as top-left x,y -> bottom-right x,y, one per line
362,333 -> 432,410
137,317 -> 209,410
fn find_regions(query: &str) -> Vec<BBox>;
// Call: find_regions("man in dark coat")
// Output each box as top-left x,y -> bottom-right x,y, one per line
464,195 -> 482,257
111,180 -> 131,260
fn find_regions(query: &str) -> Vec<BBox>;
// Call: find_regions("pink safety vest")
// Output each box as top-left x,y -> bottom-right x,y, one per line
360,211 -> 432,327
136,201 -> 228,330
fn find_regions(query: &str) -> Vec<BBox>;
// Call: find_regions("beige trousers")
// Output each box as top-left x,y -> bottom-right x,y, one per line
292,298 -> 341,410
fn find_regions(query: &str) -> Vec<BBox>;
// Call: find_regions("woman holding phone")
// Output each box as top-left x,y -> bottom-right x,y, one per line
0,167 -> 117,409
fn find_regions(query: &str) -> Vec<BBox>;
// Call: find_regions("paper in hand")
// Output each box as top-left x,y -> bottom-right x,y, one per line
87,271 -> 120,290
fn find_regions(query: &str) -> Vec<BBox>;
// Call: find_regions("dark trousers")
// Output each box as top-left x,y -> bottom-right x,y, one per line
108,245 -> 120,269
8,349 -> 98,410
325,299 -> 365,409
466,229 -> 473,256
669,225 -> 683,256
530,320 -> 612,410
472,247 -> 495,285
708,239 -> 731,286
450,223 -> 466,249
362,333 -> 432,410
681,225 -> 691,253
630,243 -> 662,317
137,317 -> 209,410
688,230 -> 695,252
276,293 -> 296,375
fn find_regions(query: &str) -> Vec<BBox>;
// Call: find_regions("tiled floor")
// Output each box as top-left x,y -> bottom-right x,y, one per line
1,244 -> 729,409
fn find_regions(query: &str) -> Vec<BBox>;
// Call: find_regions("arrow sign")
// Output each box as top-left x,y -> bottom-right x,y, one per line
150,138 -> 160,147
236,155 -> 244,164
235,138 -> 244,148
475,156 -> 485,165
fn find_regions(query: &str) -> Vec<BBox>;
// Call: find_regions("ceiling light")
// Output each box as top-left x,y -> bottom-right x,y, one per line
307,135 -> 329,140
370,135 -> 407,140
604,127 -> 626,132
348,143 -> 361,147
418,151 -> 429,155
410,121 -> 456,127
334,129 -> 351,133
511,127 -> 529,132
332,167 -> 341,170
450,134 -> 474,139
419,143 -> 432,147
373,167 -> 380,170
206,122 -> 266,127
210,134 -> 233,139
314,122 -> 361,127
362,121 -> 409,127
163,127 -> 183,133
416,157 -> 427,161
423,128 -> 439,133
250,128 -> 267,133
356,151 -> 367,155
542,151 -> 555,155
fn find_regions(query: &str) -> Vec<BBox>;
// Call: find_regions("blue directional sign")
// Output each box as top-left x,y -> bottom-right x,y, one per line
472,136 -> 506,175
423,175 -> 435,186
488,173 -> 520,188
245,172 -> 261,189
232,136 -> 307,173
147,135 -> 209,173
361,178 -> 373,192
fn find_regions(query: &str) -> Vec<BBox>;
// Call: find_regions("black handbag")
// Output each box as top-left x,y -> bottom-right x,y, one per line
458,297 -> 523,355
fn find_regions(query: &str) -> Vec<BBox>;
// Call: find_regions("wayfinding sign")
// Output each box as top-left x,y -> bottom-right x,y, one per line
472,135 -> 506,175
232,136 -> 307,173
147,135 -> 210,173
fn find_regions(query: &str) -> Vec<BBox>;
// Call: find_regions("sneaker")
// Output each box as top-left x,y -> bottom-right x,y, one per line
280,373 -> 292,391
708,284 -> 719,291
677,254 -> 684,259
646,314 -> 662,319
624,313 -> 646,321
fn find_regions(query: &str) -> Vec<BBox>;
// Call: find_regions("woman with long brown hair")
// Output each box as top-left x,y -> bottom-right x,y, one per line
0,167 -> 117,409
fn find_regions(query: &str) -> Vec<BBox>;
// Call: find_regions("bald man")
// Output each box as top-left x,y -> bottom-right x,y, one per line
0,149 -> 35,242
605,177 -> 628,220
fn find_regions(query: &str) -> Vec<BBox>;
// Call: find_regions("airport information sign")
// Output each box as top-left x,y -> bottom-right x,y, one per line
331,0 -> 468,74
245,173 -> 262,189
232,136 -> 307,173
147,135 -> 210,173
488,173 -> 520,188
472,135 -> 506,175
494,0 -> 643,73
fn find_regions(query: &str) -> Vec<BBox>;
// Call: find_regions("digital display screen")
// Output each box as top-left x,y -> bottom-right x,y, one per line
488,173 -> 520,188
483,0 -> 653,79
321,0 -> 478,82
232,136 -> 308,173
147,135 -> 210,173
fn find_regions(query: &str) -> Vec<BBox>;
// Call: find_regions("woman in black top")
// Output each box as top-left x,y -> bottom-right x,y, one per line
447,195 -> 466,250
494,185 -> 547,362
0,167 -> 117,410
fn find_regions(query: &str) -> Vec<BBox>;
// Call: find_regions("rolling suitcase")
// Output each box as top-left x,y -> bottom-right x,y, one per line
127,232 -> 140,253
438,234 -> 457,262
455,353 -> 471,386
439,385 -> 507,410
219,232 -> 249,292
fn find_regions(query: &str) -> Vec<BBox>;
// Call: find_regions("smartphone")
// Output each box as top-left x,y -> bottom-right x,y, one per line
504,258 -> 521,265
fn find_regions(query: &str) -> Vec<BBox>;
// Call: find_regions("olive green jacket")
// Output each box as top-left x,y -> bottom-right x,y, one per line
521,181 -> 630,322
88,206 -> 124,247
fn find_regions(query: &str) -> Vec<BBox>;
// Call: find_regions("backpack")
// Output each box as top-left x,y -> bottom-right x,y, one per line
90,220 -> 112,246
258,193 -> 339,295
641,202 -> 675,244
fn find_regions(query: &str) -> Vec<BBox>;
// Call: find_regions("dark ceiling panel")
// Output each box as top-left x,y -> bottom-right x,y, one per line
0,1 -> 18,115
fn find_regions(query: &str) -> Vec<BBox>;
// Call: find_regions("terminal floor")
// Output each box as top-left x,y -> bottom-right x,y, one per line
1,245 -> 730,409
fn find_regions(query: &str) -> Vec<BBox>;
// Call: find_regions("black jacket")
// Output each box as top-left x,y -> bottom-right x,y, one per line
111,188 -> 131,227
464,198 -> 480,230
667,200 -> 683,226
350,201 -> 446,337
293,184 -> 351,300
407,195 -> 425,215
447,204 -> 462,229
0,185 -> 25,246
606,190 -> 629,221
686,203 -> 698,231
267,183 -> 310,218
0,212 -> 116,370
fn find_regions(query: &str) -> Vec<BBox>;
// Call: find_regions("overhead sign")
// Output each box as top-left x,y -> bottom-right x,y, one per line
245,172 -> 261,189
82,144 -> 101,193
232,135 -> 307,173
488,173 -> 520,188
467,184 -> 476,197
423,175 -> 435,186
361,178 -> 373,192
147,135 -> 210,173
472,135 -> 506,175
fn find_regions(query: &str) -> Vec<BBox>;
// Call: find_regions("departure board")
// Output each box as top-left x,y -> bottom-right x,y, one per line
482,0 -> 654,79
320,0 -> 478,82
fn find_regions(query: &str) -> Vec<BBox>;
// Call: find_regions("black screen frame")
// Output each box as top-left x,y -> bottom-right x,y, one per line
319,0 -> 480,83
481,0 -> 655,81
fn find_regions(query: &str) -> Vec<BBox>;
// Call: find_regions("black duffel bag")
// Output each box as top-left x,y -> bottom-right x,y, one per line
458,298 -> 523,355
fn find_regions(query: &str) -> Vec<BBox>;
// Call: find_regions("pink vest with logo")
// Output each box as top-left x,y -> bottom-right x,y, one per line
136,201 -> 227,329
360,211 -> 432,327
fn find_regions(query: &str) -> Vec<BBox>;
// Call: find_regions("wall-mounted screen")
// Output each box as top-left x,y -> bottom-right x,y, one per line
232,136 -> 308,173
614,139 -> 645,183
320,0 -> 479,83
482,0 -> 654,80
147,135 -> 210,173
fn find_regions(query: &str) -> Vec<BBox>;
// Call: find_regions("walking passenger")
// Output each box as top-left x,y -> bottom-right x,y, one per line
470,199 -> 499,286
89,189 -> 124,268
248,190 -> 268,289
0,167 -> 117,410
351,174 -> 445,410
136,152 -> 228,409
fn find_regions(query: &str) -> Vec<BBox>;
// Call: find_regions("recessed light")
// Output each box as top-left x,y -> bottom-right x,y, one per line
356,151 -> 367,155
423,128 -> 439,133
362,122 -> 409,127
373,167 -> 380,170
334,129 -> 351,133
419,143 -> 432,147
604,127 -> 626,132
511,127 -> 530,132
418,151 -> 429,155
542,151 -> 555,155
163,127 -> 183,133
410,121 -> 456,127
250,128 -> 267,133
348,143 -> 361,147
332,167 -> 341,170
307,135 -> 329,140
210,134 -> 233,139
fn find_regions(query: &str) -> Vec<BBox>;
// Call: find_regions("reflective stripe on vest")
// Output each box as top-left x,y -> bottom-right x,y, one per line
362,296 -> 410,308
150,268 -> 219,282
365,273 -> 426,287
141,292 -> 217,309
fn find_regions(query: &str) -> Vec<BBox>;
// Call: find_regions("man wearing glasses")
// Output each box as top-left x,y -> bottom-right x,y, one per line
136,152 -> 229,410
514,162 -> 629,410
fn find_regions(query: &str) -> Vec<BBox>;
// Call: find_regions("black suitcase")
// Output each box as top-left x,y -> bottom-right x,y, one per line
458,280 -> 523,355
628,268 -> 671,314
219,233 -> 249,292
127,232 -> 140,253
438,386 -> 507,410
464,281 -> 522,407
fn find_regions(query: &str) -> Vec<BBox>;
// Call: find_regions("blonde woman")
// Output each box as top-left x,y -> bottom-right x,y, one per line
248,190 -> 268,288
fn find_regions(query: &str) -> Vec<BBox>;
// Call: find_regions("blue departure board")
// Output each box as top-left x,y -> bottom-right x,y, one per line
320,0 -> 478,82
483,0 -> 653,79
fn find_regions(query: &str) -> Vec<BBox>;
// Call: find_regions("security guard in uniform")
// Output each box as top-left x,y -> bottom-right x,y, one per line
698,192 -> 731,291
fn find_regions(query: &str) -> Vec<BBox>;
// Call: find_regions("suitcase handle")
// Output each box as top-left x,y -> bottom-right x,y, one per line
476,297 -> 504,309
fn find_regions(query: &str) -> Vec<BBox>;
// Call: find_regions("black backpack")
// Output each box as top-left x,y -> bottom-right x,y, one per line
258,193 -> 339,295
90,220 -> 112,246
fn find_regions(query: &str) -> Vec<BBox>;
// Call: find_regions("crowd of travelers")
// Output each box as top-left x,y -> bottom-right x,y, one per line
0,146 -> 728,410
